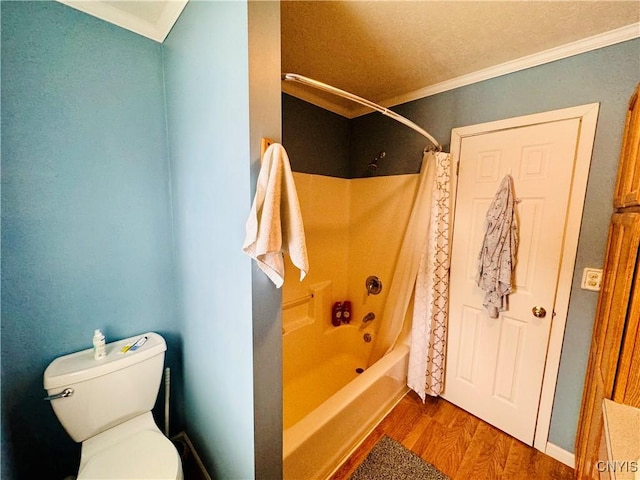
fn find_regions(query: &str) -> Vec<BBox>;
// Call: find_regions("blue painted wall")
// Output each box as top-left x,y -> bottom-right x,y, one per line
1,2 -> 180,478
163,2 -> 279,477
282,93 -> 351,178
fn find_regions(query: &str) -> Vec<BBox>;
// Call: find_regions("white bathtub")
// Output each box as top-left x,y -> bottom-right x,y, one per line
282,284 -> 409,479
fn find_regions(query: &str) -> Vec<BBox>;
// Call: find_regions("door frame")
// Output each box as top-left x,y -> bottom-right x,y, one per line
447,103 -> 600,462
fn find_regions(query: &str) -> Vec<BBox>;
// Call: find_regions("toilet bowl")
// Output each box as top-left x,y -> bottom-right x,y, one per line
77,411 -> 181,480
44,332 -> 182,479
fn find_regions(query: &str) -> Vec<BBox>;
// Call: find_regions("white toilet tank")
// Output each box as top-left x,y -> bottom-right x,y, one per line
44,332 -> 167,442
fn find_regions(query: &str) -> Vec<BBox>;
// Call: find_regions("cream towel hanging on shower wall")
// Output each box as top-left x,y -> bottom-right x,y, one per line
243,143 -> 309,287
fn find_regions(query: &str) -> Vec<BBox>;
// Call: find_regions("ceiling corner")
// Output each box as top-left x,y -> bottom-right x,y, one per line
56,0 -> 188,43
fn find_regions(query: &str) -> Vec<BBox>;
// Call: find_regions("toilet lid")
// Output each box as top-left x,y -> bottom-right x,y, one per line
78,430 -> 181,479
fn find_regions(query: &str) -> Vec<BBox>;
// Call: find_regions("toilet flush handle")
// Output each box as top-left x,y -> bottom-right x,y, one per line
44,387 -> 74,401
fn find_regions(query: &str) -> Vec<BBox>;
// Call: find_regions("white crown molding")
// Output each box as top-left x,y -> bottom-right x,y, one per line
154,1 -> 188,42
57,0 -> 188,43
342,22 -> 639,118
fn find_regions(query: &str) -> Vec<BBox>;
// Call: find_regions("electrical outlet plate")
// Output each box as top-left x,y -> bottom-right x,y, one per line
581,267 -> 603,291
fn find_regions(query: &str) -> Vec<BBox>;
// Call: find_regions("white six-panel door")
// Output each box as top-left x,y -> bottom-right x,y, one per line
444,118 -> 582,445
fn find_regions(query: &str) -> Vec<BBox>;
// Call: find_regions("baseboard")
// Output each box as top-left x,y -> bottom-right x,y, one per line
545,442 -> 575,469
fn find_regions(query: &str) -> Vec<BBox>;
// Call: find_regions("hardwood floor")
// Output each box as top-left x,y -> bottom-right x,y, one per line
330,392 -> 575,480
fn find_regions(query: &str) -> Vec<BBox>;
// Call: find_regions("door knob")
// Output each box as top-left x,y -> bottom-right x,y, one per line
532,306 -> 547,318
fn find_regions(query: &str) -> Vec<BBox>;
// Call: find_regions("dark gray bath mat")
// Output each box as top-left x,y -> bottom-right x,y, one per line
350,435 -> 450,480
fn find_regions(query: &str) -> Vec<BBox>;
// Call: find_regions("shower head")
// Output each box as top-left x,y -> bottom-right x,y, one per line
368,151 -> 386,172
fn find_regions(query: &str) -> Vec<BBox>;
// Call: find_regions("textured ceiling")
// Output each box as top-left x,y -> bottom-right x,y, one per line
58,1 -> 639,117
281,1 -> 640,116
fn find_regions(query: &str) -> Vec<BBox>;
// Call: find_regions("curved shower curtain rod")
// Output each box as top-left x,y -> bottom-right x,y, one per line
282,73 -> 442,151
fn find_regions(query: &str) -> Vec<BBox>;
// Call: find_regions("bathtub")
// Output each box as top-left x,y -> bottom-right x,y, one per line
282,282 -> 410,480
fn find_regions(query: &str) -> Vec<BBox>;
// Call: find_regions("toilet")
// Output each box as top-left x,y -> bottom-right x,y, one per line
44,332 -> 183,479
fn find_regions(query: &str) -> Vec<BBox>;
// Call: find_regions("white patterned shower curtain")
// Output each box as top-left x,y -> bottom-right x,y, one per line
407,152 -> 451,400
369,151 -> 451,401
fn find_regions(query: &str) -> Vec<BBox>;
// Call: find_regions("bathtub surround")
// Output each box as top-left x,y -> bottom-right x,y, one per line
284,38 -> 640,455
281,172 -> 418,478
282,283 -> 375,429
283,173 -> 420,331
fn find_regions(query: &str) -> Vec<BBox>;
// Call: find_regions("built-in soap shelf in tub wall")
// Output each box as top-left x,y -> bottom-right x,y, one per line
282,281 -> 331,335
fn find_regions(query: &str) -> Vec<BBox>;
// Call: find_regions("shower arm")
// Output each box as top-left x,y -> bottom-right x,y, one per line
282,73 -> 442,151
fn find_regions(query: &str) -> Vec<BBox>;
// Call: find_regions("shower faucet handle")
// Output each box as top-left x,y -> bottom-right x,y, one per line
365,276 -> 382,296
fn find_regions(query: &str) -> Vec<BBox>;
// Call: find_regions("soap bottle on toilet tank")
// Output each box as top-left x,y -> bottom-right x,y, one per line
93,330 -> 106,360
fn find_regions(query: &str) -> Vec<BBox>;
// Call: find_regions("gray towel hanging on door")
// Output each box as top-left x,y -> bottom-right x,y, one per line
476,174 -> 518,318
